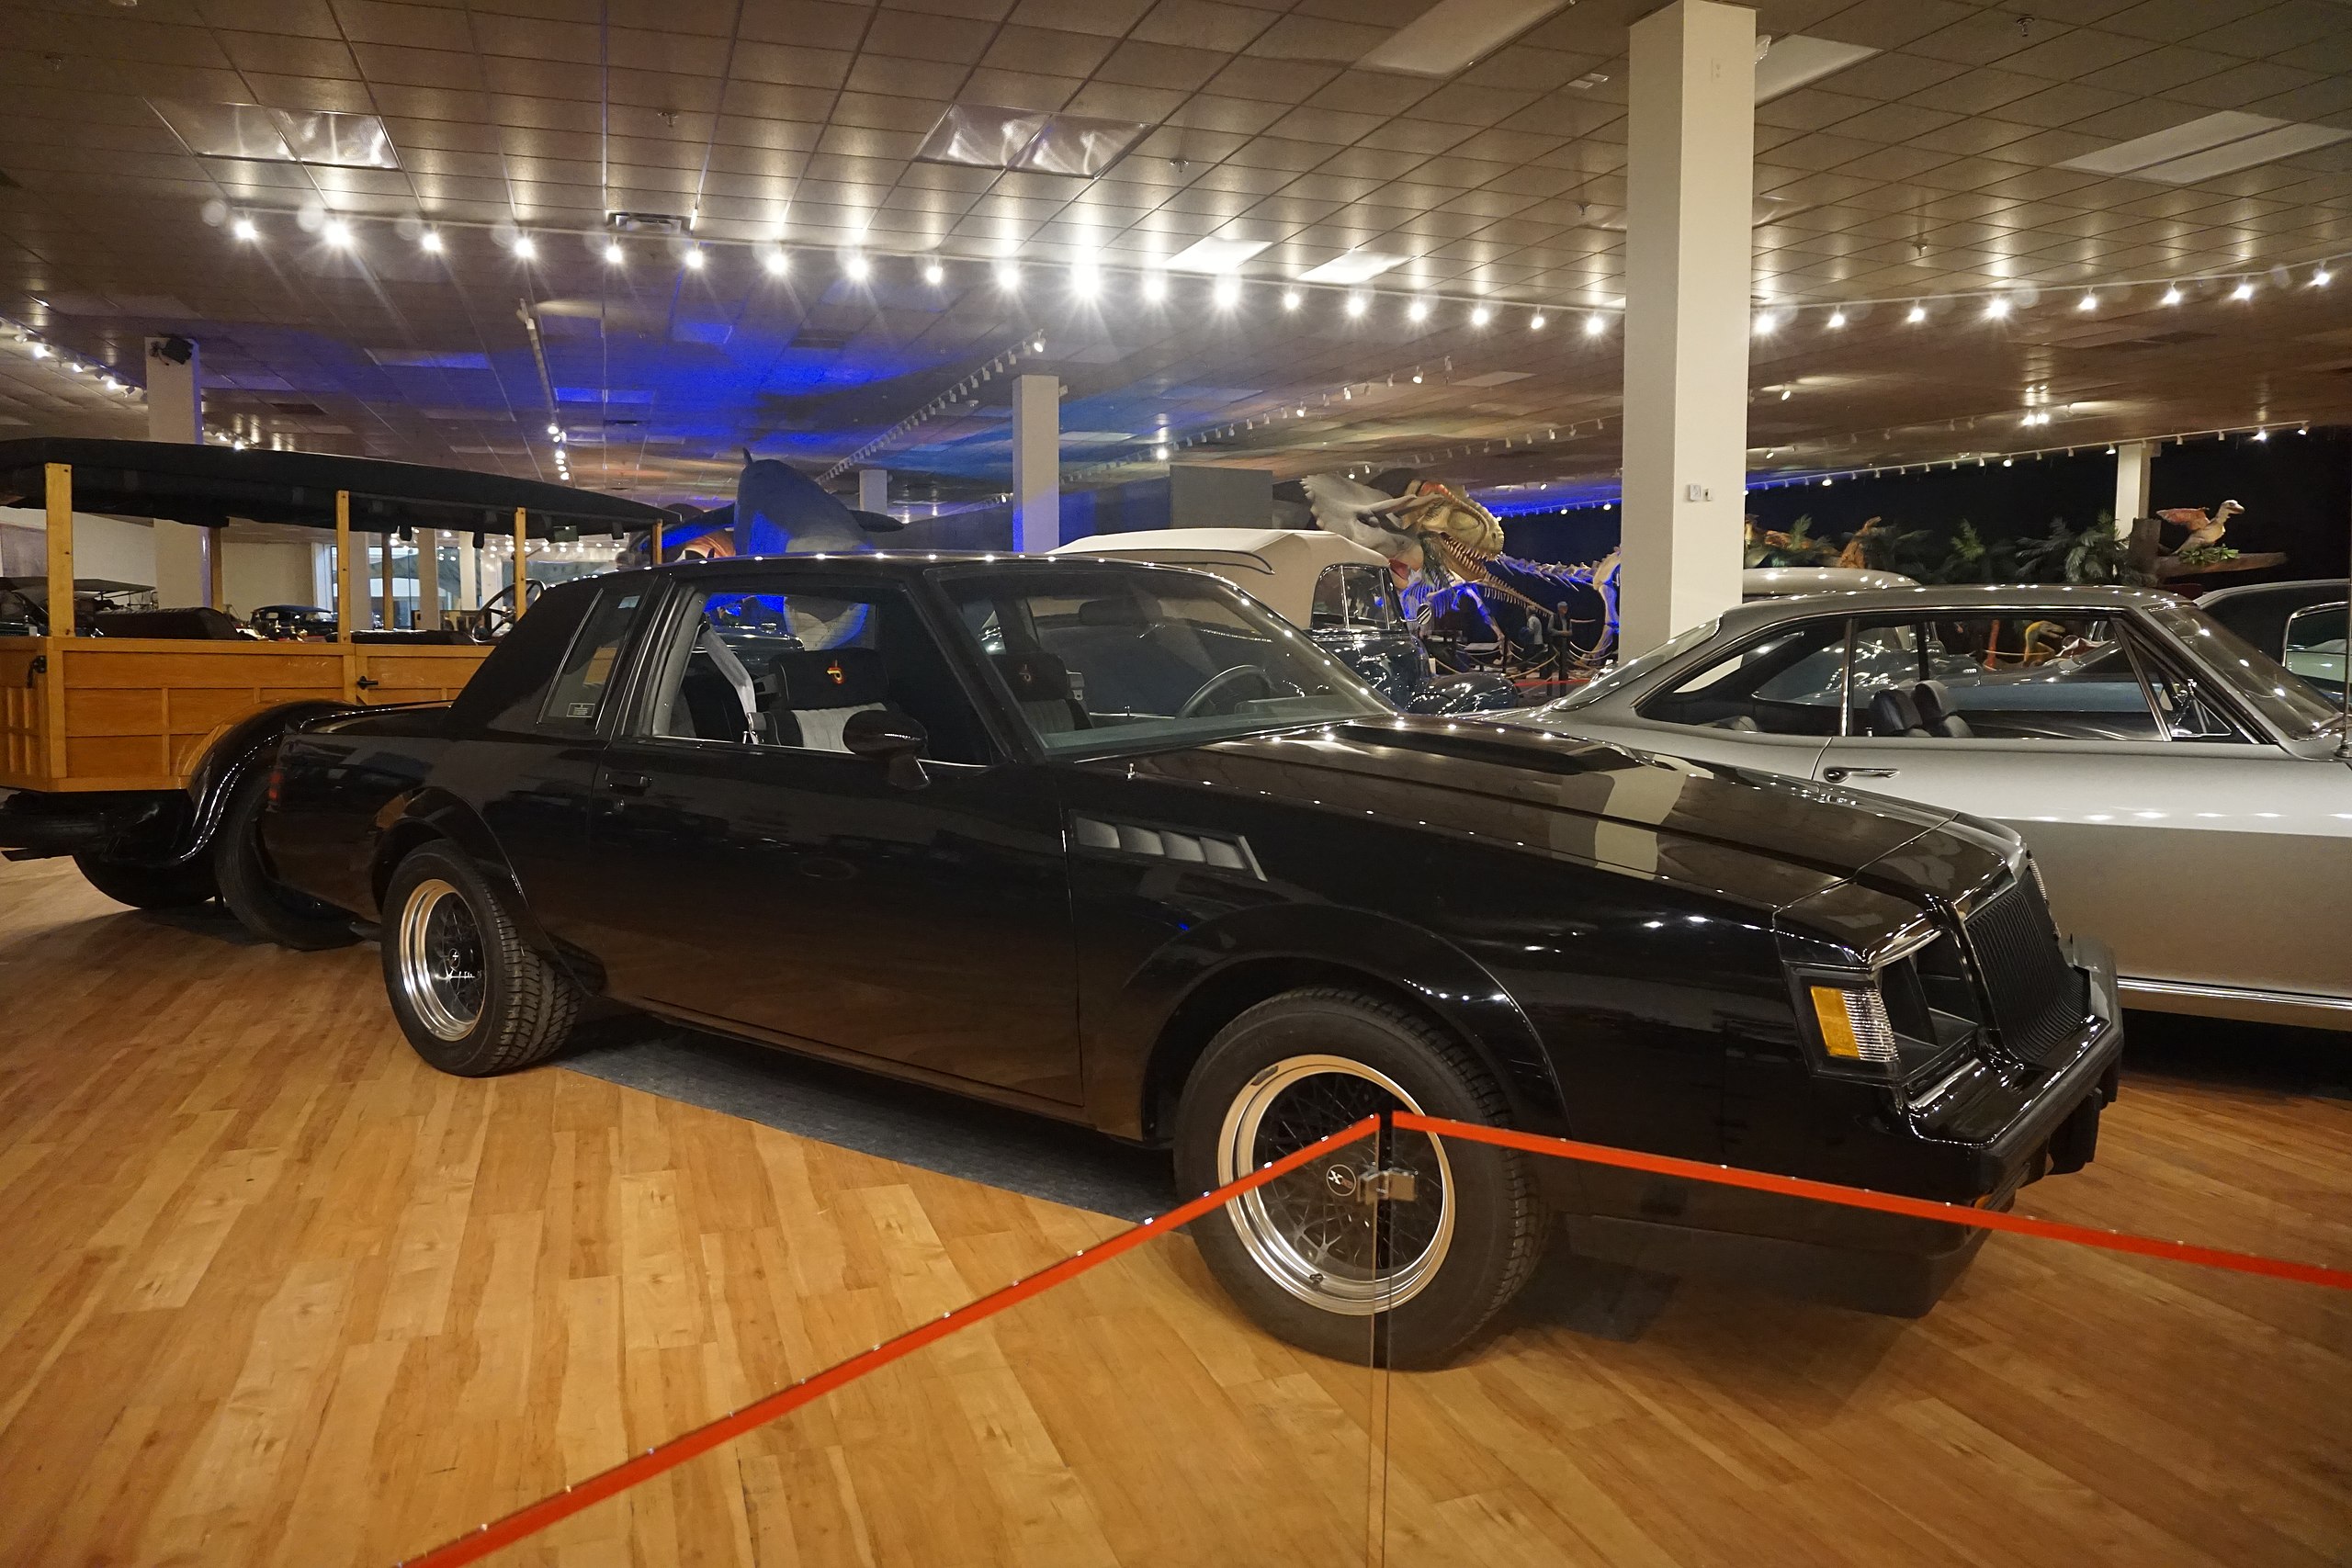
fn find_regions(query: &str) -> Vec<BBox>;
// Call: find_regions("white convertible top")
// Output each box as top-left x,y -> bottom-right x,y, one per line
1046,527 -> 1387,626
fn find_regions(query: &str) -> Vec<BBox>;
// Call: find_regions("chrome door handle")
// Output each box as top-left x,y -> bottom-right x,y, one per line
607,772 -> 650,795
1825,766 -> 1898,782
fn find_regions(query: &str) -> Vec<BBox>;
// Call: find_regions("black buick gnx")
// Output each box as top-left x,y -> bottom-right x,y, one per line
248,556 -> 2123,1365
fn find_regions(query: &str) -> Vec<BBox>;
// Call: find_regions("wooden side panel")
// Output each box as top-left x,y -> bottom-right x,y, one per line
46,641 -> 354,792
355,645 -> 491,707
0,640 -> 49,788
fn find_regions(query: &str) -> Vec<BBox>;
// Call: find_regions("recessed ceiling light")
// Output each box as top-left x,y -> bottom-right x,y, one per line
1300,250 -> 1402,286
1753,36 -> 1882,102
1530,312 -> 1546,331
1360,0 -> 1575,79
604,242 -> 623,264
2162,285 -> 2183,305
1408,299 -> 1430,321
1167,235 -> 1272,274
419,230 -> 441,253
232,217 -> 257,241
1281,289 -> 1301,310
1345,292 -> 1368,318
683,247 -> 705,269
843,253 -> 870,281
1826,310 -> 1846,328
1906,303 -> 1926,323
322,220 -> 351,245
1212,276 -> 1240,307
1143,274 -> 1168,302
923,260 -> 944,284
514,235 -> 536,259
765,249 -> 788,276
1469,305 -> 1492,326
994,259 -> 1020,289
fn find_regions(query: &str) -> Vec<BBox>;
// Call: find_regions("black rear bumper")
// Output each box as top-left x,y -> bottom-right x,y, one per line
0,787 -> 183,860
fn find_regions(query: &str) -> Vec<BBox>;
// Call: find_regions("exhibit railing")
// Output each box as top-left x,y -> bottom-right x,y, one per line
396,1115 -> 2350,1568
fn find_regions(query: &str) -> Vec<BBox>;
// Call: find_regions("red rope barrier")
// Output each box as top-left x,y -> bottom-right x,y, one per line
1393,1113 -> 2352,1292
395,1108 -> 2347,1565
394,1115 -> 1382,1568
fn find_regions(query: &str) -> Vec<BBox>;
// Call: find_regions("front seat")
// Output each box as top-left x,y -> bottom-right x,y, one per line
772,646 -> 892,750
1867,686 -> 1929,738
991,649 -> 1090,735
1911,679 -> 1973,738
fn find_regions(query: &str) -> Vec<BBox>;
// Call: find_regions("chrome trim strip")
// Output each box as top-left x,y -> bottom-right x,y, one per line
2119,977 -> 2352,1014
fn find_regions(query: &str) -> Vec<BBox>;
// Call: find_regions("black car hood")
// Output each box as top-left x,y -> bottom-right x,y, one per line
1118,717 -> 1968,897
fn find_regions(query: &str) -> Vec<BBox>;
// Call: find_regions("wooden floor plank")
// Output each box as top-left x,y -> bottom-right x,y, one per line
0,858 -> 2344,1567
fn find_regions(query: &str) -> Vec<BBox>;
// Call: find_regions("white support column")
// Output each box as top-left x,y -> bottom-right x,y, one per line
1619,0 -> 1756,657
857,468 -> 888,513
1011,374 -> 1060,553
415,527 -> 442,629
145,335 -> 211,607
458,534 -> 481,610
2112,441 -> 2153,538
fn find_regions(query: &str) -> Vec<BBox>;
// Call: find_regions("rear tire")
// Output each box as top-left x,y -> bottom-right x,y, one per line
73,851 -> 216,909
214,768 -> 357,950
380,841 -> 579,1076
1174,987 -> 1546,1368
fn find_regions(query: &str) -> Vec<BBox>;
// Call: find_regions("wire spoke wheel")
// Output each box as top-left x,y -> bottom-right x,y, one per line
1216,1055 -> 1454,1314
397,877 -> 485,1041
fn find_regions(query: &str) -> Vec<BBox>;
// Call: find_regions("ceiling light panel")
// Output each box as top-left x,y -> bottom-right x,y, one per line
2057,111 -> 2347,183
1359,0 -> 1573,79
914,105 -> 1148,178
148,101 -> 399,168
1298,250 -> 1403,285
1753,36 -> 1881,103
1166,236 -> 1272,274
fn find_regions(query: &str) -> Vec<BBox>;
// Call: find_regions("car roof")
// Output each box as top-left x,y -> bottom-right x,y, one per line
1710,581 -> 2184,634
2194,578 -> 2348,606
648,551 -> 1219,581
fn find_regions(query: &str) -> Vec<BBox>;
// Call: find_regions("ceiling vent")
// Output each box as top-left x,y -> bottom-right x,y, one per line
148,102 -> 399,169
607,210 -> 694,236
2059,111 -> 2351,184
914,105 -> 1149,177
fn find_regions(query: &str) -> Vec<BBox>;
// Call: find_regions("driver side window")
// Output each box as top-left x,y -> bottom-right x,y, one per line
640,581 -> 990,763
1638,620 -> 1848,735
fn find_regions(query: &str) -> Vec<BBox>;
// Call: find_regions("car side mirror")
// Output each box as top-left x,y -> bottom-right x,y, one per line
842,709 -> 930,789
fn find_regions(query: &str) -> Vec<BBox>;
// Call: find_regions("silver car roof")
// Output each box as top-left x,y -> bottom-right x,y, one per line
1706,581 -> 2185,636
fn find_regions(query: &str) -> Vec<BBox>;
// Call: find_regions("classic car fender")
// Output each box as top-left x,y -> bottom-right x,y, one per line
182,701 -> 362,857
363,785 -> 565,961
1104,901 -> 1569,1144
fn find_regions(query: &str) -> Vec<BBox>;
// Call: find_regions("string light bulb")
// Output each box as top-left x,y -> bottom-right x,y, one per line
2161,285 -> 2182,305
1470,305 -> 1492,327
683,247 -> 705,269
1408,299 -> 1430,321
513,235 -> 536,260
604,242 -> 623,264
1529,311 -> 1546,331
842,253 -> 870,281
2231,280 -> 2254,300
420,230 -> 442,254
1143,274 -> 1168,302
232,217 -> 258,241
764,249 -> 788,276
923,260 -> 944,285
1906,303 -> 1925,323
1345,292 -> 1367,318
1281,289 -> 1301,310
1583,314 -> 1604,336
1826,310 -> 1846,329
1984,297 -> 2010,319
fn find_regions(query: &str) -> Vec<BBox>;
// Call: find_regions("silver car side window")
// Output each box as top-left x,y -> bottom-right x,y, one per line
1889,615 -> 2161,742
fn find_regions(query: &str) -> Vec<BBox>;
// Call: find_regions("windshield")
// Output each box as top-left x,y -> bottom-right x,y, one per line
1541,616 -> 1722,714
2145,598 -> 2346,739
941,565 -> 1393,757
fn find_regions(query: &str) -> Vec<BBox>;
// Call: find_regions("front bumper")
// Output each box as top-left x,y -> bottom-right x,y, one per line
1560,937 -> 2125,1314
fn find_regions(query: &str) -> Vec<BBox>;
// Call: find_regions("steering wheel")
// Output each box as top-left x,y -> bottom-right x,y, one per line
1177,664 -> 1278,718
477,577 -> 545,637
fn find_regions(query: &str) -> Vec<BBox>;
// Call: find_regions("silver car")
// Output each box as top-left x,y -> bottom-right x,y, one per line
1518,585 -> 2351,1032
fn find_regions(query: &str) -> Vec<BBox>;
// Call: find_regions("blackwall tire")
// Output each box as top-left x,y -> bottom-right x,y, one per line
380,841 -> 578,1077
1174,987 -> 1546,1369
73,851 -> 217,909
214,769 -> 357,950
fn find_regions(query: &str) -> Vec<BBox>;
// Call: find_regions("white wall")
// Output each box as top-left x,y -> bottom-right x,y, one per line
222,540 -> 322,618
0,507 -> 159,586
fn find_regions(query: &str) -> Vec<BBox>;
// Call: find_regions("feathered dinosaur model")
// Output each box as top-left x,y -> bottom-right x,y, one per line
2155,498 -> 2243,555
1293,471 -> 1621,667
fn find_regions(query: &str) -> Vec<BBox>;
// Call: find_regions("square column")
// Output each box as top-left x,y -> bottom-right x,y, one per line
1012,373 -> 1059,553
415,527 -> 442,629
857,468 -> 888,513
1619,0 -> 1756,656
145,336 -> 212,608
2112,441 -> 2153,538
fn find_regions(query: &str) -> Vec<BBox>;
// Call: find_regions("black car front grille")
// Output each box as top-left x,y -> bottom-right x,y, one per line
1963,874 -> 2087,1065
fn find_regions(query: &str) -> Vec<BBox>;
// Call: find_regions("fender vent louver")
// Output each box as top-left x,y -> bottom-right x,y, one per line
1070,815 -> 1262,878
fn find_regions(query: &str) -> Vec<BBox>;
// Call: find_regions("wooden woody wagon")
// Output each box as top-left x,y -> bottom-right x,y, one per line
0,437 -> 672,934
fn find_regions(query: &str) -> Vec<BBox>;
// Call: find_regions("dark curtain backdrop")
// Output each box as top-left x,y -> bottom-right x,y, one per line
1498,428 -> 2352,584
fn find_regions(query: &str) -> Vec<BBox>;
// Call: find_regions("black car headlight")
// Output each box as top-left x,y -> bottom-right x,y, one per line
1786,923 -> 1959,1085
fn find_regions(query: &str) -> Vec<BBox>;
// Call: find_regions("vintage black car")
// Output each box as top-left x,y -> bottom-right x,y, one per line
252,555 -> 2125,1364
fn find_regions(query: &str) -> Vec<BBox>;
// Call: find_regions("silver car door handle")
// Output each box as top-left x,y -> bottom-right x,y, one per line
1824,766 -> 1898,782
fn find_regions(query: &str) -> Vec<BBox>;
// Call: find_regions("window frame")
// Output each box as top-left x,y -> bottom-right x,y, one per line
610,569 -> 1008,767
1632,613 -> 1855,735
533,579 -> 657,739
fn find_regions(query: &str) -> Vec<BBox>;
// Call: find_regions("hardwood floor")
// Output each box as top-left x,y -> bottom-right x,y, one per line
0,854 -> 2345,1567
